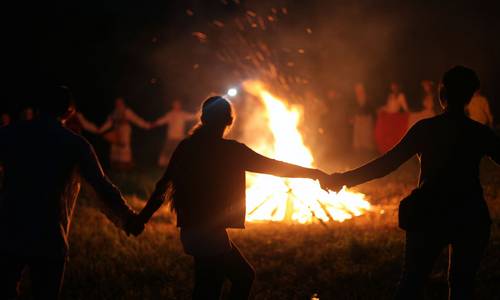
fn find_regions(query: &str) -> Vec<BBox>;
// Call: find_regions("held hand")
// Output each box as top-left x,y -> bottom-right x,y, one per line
313,169 -> 331,191
124,214 -> 146,237
327,173 -> 345,192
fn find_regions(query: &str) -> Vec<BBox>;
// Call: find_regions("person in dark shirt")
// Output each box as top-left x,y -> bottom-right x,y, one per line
0,86 -> 139,300
328,66 -> 500,300
128,96 -> 329,300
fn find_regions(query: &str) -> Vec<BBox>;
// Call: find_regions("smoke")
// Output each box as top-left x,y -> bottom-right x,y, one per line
144,0 -> 413,165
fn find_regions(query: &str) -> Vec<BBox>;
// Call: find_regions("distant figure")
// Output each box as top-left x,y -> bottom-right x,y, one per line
1,113 -> 11,127
99,97 -> 151,170
328,66 -> 499,300
375,82 -> 410,153
153,100 -> 196,167
409,80 -> 437,127
467,91 -> 493,127
0,86 -> 139,299
421,79 -> 439,112
63,105 -> 99,134
128,96 -> 329,300
351,83 -> 375,153
21,107 -> 35,121
382,82 -> 409,113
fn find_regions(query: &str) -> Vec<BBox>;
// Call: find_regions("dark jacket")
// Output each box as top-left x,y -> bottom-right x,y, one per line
0,116 -> 134,258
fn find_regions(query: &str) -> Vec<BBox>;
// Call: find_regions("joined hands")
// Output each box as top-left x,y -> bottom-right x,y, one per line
314,170 -> 346,193
124,213 -> 147,237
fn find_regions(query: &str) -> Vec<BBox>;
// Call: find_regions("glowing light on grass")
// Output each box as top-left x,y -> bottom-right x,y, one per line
243,80 -> 371,223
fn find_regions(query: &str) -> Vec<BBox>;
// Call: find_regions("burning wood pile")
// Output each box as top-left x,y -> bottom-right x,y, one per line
242,80 -> 371,223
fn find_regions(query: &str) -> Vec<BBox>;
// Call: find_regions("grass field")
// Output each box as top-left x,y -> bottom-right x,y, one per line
17,158 -> 500,299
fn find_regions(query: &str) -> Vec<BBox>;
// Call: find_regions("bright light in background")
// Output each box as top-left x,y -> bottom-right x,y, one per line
227,87 -> 238,97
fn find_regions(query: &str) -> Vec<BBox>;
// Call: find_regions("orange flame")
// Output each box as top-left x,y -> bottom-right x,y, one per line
242,80 -> 371,223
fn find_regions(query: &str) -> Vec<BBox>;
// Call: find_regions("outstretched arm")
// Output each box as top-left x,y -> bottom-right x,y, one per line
77,137 -> 136,230
185,112 -> 198,122
240,144 -> 327,181
126,109 -> 151,129
76,113 -> 99,133
153,113 -> 171,127
338,121 -> 421,188
98,117 -> 113,134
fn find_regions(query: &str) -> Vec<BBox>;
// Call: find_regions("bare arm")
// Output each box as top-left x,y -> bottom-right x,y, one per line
126,109 -> 150,129
241,144 -> 324,180
153,113 -> 171,127
341,121 -> 421,187
185,112 -> 198,122
76,113 -> 99,133
78,138 -> 136,227
98,117 -> 113,134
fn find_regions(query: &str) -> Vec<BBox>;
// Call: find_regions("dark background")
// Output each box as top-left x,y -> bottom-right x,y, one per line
4,0 -> 500,165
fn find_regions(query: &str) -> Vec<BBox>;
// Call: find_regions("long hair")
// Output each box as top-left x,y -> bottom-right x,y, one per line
190,96 -> 234,138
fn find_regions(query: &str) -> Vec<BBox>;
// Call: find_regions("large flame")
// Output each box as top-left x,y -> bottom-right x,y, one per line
242,80 -> 371,223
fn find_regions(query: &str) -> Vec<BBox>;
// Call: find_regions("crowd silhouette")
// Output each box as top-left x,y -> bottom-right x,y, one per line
0,66 -> 499,300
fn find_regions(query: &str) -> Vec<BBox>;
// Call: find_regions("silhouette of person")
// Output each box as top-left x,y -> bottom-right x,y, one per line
153,99 -> 197,167
99,97 -> 151,170
0,86 -> 140,300
128,96 -> 329,300
327,66 -> 500,300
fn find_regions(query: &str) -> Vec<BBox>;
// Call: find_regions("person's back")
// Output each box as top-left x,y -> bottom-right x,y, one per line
133,96 -> 328,300
410,113 -> 497,226
169,134 -> 250,229
0,117 -> 85,256
330,66 -> 500,300
0,86 -> 136,300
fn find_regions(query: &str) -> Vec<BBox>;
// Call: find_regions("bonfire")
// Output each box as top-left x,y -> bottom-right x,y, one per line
242,80 -> 371,224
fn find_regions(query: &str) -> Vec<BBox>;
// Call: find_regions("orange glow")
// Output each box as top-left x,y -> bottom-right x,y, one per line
243,80 -> 371,223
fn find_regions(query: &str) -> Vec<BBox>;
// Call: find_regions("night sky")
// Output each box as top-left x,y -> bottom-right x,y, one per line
4,0 -> 500,164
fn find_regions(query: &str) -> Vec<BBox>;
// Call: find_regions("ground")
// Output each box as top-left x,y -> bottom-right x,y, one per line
17,158 -> 500,299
